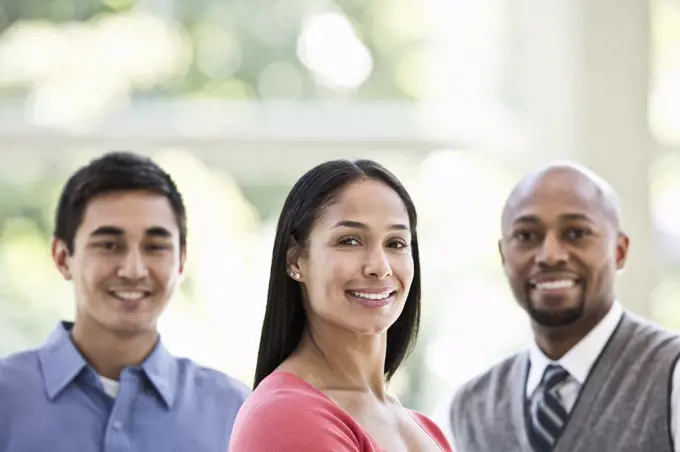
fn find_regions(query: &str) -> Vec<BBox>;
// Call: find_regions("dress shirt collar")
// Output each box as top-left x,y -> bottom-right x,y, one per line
526,300 -> 624,396
38,321 -> 178,409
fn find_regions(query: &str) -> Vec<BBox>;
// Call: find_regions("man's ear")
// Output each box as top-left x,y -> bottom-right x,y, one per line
615,232 -> 630,271
178,245 -> 188,281
498,238 -> 506,265
52,238 -> 73,281
286,236 -> 304,282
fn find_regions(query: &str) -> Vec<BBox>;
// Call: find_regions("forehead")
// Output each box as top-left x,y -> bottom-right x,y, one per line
79,191 -> 179,235
508,172 -> 608,224
320,179 -> 409,226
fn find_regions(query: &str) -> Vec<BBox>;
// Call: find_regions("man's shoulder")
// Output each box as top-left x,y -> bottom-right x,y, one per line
623,312 -> 680,356
174,357 -> 250,402
0,348 -> 42,386
452,352 -> 526,410
0,348 -> 44,408
626,311 -> 680,339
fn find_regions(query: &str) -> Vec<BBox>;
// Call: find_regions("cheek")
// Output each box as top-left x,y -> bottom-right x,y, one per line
307,249 -> 354,286
151,259 -> 175,281
73,256 -> 107,286
324,255 -> 355,291
502,259 -> 522,281
504,267 -> 529,296
146,252 -> 181,279
585,246 -> 616,275
500,249 -> 522,271
391,256 -> 414,288
303,262 -> 345,315
590,260 -> 616,288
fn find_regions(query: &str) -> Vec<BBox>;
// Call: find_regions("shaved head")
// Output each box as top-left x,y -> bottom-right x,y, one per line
498,161 -> 629,333
501,162 -> 622,234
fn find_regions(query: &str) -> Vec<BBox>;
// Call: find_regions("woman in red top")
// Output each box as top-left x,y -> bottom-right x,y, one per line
229,159 -> 452,452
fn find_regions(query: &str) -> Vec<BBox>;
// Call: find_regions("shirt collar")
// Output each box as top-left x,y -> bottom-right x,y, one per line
526,300 -> 624,396
38,321 -> 178,409
38,321 -> 88,401
140,338 -> 178,410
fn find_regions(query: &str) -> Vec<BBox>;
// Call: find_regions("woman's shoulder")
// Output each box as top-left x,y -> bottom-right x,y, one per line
240,371 -> 347,416
229,372 -> 372,451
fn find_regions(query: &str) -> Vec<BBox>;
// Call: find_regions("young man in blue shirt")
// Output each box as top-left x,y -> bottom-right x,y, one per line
0,151 -> 250,452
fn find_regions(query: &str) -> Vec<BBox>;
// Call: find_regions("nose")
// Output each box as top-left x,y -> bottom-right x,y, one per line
535,232 -> 568,267
117,249 -> 149,280
363,245 -> 392,280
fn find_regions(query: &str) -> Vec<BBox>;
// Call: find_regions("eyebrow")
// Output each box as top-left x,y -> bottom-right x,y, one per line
89,226 -> 173,239
330,220 -> 409,231
512,213 -> 596,226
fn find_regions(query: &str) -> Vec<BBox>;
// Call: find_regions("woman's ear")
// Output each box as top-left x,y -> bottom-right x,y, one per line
286,236 -> 304,282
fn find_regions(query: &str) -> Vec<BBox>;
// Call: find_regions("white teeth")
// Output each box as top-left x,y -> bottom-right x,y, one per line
534,280 -> 575,290
350,291 -> 392,300
113,291 -> 146,301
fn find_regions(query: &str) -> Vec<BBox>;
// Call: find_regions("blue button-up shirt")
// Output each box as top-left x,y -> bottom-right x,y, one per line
0,322 -> 250,452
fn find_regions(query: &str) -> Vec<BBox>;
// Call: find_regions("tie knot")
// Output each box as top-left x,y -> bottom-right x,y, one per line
542,364 -> 569,390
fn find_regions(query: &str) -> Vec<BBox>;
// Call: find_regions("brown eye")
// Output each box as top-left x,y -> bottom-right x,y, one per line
565,228 -> 591,241
387,240 -> 408,249
512,231 -> 538,242
147,243 -> 171,251
338,237 -> 361,246
97,241 -> 119,251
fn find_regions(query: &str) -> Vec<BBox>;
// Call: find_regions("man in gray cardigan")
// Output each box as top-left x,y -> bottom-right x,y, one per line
446,163 -> 680,452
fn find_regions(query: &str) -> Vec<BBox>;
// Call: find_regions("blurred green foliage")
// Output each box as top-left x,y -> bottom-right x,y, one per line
0,0 -> 429,100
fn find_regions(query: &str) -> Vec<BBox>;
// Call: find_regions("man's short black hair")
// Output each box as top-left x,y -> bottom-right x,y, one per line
54,151 -> 187,254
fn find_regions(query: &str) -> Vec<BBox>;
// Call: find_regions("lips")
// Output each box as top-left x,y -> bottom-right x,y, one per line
530,271 -> 580,283
533,279 -> 576,290
345,288 -> 398,308
527,273 -> 582,295
108,289 -> 152,302
348,290 -> 395,300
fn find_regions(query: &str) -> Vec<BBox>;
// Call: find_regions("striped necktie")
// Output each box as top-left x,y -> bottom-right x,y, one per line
528,364 -> 570,452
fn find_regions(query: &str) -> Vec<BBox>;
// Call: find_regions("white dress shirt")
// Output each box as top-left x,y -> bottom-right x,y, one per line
433,301 -> 680,448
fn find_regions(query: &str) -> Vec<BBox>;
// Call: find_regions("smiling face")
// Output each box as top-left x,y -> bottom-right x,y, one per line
499,168 -> 629,328
52,190 -> 186,337
292,179 -> 415,336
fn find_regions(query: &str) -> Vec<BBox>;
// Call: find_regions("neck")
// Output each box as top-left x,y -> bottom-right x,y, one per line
533,300 -> 613,360
71,318 -> 158,380
292,320 -> 389,401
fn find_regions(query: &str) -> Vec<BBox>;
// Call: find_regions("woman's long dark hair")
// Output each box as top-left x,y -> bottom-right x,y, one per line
253,159 -> 421,388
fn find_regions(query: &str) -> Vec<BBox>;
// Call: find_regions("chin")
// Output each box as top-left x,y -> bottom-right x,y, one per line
106,317 -> 157,336
523,283 -> 588,326
347,319 -> 394,336
528,304 -> 584,327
